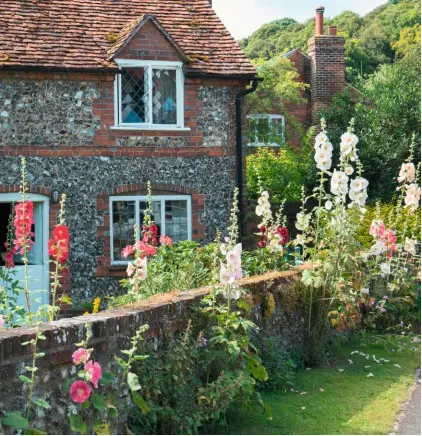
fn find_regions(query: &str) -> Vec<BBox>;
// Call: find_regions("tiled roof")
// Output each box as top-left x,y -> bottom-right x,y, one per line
0,0 -> 256,77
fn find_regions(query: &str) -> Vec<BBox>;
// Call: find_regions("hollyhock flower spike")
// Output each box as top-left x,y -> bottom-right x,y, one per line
126,262 -> 135,277
3,251 -> 15,269
72,348 -> 90,365
13,201 -> 35,255
85,361 -> 102,388
398,162 -> 416,184
404,183 -> 421,211
159,235 -> 173,246
70,380 -> 92,404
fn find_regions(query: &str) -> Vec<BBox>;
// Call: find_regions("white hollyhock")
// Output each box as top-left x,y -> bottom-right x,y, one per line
315,132 -> 329,145
330,170 -> 349,196
314,149 -> 332,171
340,132 -> 359,148
404,237 -> 417,254
350,177 -> 369,192
295,212 -> 310,231
317,141 -> 333,154
325,200 -> 333,210
380,262 -> 391,275
398,162 -> 416,184
404,183 -> 421,211
345,166 -> 354,176
349,188 -> 368,206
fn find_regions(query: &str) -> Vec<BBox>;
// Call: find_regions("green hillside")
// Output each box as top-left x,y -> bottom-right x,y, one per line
239,0 -> 421,85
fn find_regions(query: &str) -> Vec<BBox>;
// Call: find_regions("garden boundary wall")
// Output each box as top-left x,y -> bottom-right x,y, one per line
0,268 -> 307,434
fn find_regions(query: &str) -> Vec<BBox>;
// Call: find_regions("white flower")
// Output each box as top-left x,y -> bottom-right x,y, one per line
394,364 -> 401,368
404,183 -> 421,211
404,238 -> 417,254
315,132 -> 329,145
314,149 -> 332,171
330,170 -> 349,196
367,373 -> 374,378
350,177 -> 369,192
338,369 -> 344,373
220,243 -> 227,255
348,359 -> 353,364
295,212 -> 310,231
398,162 -> 416,184
365,365 -> 371,369
361,288 -> 370,295
349,188 -> 368,206
380,262 -> 391,275
340,143 -> 353,155
226,243 -> 242,269
318,141 -> 333,154
341,132 -> 359,148
345,166 -> 354,176
325,200 -> 333,211
294,234 -> 306,246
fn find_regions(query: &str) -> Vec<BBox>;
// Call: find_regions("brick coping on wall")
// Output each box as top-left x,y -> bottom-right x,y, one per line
0,267 -> 306,366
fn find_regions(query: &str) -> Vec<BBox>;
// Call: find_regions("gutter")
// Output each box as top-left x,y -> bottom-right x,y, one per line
235,77 -> 259,238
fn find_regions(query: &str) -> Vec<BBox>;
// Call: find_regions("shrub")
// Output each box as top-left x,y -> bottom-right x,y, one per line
246,144 -> 311,203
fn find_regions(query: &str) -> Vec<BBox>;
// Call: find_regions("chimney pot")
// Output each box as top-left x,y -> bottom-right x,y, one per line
315,6 -> 325,36
328,26 -> 337,35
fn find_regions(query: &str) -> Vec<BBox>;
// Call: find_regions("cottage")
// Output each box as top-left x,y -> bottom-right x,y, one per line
0,0 -> 257,307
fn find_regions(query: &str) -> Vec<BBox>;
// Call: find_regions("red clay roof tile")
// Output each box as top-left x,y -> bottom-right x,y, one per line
0,0 -> 256,77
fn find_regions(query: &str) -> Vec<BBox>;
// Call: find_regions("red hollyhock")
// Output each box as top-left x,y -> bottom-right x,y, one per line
48,224 -> 70,264
142,223 -> 158,246
275,226 -> 289,246
13,201 -> 35,255
134,241 -> 157,258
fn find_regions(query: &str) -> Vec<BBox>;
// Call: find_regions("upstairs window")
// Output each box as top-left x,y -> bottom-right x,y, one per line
115,60 -> 184,129
247,114 -> 285,147
110,195 -> 191,264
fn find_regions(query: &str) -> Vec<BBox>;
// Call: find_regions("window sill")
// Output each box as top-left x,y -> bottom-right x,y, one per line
110,126 -> 191,132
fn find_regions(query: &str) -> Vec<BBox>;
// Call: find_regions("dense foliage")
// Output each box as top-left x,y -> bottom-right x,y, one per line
240,0 -> 421,86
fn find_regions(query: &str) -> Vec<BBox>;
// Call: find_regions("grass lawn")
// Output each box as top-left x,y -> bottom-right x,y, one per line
225,337 -> 420,435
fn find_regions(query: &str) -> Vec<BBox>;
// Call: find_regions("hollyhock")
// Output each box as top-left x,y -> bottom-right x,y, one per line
325,200 -> 333,211
345,166 -> 354,176
350,177 -> 369,192
3,251 -> 15,269
121,245 -> 135,259
72,347 -> 90,365
70,380 -> 92,404
275,226 -> 289,245
134,256 -> 148,280
134,241 -> 157,258
369,220 -> 386,238
48,237 -> 69,264
314,149 -> 332,171
53,225 -> 70,243
13,201 -> 35,255
380,262 -> 391,275
159,235 -> 173,246
85,361 -> 102,388
295,212 -> 310,231
349,188 -> 368,207
226,243 -> 242,267
398,162 -> 416,184
340,132 -> 359,148
0,314 -> 4,328
315,132 -> 329,145
404,238 -> 417,254
142,223 -> 158,246
330,170 -> 349,196
404,183 -> 421,211
126,262 -> 135,277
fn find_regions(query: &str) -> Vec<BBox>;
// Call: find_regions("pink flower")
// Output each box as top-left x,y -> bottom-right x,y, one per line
0,314 -> 4,329
159,235 -> 173,247
134,242 -> 157,258
72,348 -> 90,365
85,361 -> 102,388
121,245 -> 135,259
226,243 -> 242,268
70,380 -> 92,403
134,256 -> 148,280
126,262 -> 135,277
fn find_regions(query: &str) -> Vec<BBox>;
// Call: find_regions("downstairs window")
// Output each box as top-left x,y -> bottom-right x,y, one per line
109,195 -> 192,264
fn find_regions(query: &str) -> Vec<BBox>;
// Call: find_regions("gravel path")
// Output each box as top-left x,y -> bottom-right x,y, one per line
394,369 -> 421,435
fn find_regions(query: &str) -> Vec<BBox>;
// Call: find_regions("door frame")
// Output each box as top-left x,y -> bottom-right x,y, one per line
0,193 -> 50,306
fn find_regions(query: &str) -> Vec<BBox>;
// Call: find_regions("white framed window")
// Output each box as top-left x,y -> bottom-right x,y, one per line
247,114 -> 285,147
113,59 -> 186,130
109,195 -> 192,264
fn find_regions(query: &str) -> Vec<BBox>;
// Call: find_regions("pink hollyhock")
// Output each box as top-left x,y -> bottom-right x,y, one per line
126,262 -> 135,277
159,235 -> 173,247
226,243 -> 242,269
0,314 -> 4,328
53,225 -> 70,244
134,241 -> 157,258
142,223 -> 159,246
70,380 -> 92,403
72,347 -> 90,365
121,245 -> 135,259
3,251 -> 15,269
134,256 -> 148,280
85,361 -> 102,388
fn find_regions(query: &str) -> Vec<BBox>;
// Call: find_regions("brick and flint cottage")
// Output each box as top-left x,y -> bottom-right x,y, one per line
247,6 -> 352,148
0,0 -> 258,307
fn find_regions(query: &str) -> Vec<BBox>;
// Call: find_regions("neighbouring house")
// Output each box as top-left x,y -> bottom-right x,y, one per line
247,6 -> 357,148
0,0 -> 257,307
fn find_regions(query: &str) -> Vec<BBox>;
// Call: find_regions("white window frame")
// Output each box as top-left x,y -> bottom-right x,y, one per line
247,114 -> 285,147
109,194 -> 192,265
113,59 -> 189,131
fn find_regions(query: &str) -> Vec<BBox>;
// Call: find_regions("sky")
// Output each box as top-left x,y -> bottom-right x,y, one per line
213,0 -> 386,40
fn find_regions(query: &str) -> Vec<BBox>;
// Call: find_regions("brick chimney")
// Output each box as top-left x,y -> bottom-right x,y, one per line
307,6 -> 345,125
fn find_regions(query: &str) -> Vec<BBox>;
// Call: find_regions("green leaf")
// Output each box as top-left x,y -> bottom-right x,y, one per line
2,412 -> 29,429
100,371 -> 115,386
127,372 -> 141,391
131,391 -> 150,415
114,356 -> 129,369
93,421 -> 110,435
246,356 -> 268,381
19,375 -> 32,384
33,399 -> 51,410
69,415 -> 87,434
92,393 -> 106,411
227,341 -> 241,358
25,428 -> 48,435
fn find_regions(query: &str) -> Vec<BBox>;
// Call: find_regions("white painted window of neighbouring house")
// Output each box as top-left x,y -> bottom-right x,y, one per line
114,60 -> 185,130
109,195 -> 192,264
247,114 -> 285,147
